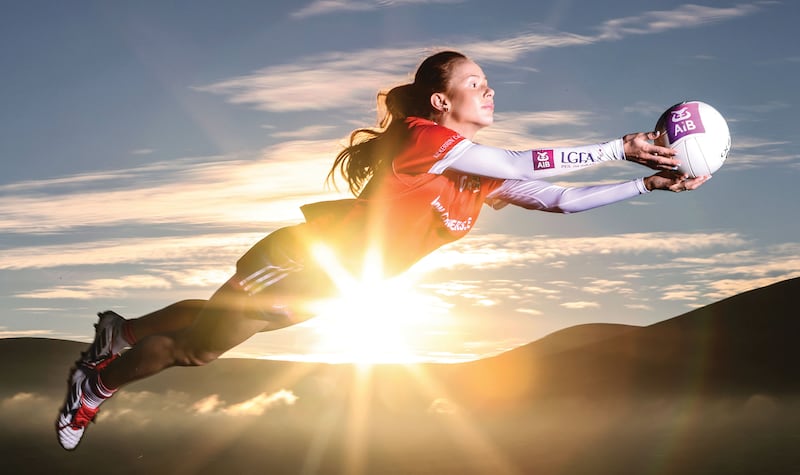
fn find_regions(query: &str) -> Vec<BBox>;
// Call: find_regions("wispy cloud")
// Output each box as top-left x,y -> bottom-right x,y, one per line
0,329 -> 56,338
199,4 -> 764,114
109,389 -> 298,419
268,124 -> 339,139
15,274 -> 174,300
561,301 -> 600,310
223,389 -> 299,416
187,390 -> 302,417
1,233 -> 258,271
0,142 -> 346,235
596,3 -> 761,41
194,47 -> 422,112
414,231 -> 747,273
290,0 -> 465,19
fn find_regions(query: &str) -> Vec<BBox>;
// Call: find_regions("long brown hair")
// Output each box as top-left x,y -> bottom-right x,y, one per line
327,51 -> 468,195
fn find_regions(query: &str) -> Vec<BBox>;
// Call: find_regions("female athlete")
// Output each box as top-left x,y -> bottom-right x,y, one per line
56,50 -> 709,450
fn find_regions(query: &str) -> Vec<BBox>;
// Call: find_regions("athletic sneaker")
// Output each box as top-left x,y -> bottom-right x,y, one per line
55,366 -> 100,451
80,311 -> 127,369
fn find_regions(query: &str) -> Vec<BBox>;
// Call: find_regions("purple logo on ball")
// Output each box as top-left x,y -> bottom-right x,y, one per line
667,102 -> 705,143
532,149 -> 554,170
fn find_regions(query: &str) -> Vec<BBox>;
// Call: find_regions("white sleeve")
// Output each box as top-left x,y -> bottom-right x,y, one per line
485,178 -> 650,214
428,138 -> 626,179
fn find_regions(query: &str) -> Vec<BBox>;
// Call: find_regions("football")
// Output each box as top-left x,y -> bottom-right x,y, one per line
654,101 -> 731,177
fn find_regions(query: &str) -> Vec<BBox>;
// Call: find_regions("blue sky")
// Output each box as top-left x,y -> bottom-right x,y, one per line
1,0 -> 797,363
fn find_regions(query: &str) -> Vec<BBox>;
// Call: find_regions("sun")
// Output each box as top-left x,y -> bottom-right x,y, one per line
305,244 -> 444,365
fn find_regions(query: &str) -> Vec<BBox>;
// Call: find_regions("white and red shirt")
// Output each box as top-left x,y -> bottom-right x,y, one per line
302,117 -> 647,276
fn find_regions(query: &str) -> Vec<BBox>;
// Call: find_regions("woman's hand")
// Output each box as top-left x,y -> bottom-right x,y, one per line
623,131 -> 681,171
644,171 -> 711,192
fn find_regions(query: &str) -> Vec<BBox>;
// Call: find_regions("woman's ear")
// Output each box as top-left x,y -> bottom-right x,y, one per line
431,92 -> 449,113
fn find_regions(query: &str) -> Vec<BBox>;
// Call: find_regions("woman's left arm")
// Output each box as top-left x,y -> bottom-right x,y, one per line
485,178 -> 649,213
486,171 -> 710,213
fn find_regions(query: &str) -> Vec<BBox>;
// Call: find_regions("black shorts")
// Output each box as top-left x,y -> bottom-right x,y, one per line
235,224 -> 335,322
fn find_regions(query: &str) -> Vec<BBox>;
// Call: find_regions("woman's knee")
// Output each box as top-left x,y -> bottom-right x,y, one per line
173,345 -> 221,367
170,333 -> 223,367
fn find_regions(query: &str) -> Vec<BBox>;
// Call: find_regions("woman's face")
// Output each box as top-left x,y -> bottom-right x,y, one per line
438,59 -> 495,138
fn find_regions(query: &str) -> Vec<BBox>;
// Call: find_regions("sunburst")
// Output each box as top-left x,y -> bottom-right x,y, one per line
305,244 -> 444,365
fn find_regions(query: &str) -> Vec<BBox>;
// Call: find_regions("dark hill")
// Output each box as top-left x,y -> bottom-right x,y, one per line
440,277 -> 800,407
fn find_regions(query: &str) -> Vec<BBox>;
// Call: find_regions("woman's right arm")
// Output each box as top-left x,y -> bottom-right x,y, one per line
431,138 -> 627,180
430,131 -> 680,180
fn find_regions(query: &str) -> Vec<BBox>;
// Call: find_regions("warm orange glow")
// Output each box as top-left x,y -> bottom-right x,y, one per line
307,244 -> 445,364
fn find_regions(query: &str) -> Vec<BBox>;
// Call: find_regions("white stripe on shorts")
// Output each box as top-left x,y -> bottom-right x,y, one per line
238,260 -> 303,296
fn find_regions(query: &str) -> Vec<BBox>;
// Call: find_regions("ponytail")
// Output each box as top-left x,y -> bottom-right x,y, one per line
327,51 -> 468,195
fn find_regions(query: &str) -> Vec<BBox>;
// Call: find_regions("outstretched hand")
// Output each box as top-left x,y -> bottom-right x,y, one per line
623,131 -> 681,171
644,171 -> 711,192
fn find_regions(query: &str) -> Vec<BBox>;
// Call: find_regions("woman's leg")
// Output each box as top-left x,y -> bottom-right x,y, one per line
98,278 -> 275,389
56,224 -> 327,450
82,299 -> 208,368
124,299 -> 207,342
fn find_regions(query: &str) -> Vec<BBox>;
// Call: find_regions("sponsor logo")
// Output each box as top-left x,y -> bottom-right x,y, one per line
667,103 -> 705,142
560,151 -> 599,164
431,195 -> 474,232
433,134 -> 462,159
532,149 -> 555,170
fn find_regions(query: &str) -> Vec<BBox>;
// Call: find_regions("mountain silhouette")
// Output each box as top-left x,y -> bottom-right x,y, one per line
1,277 -> 798,474
442,276 -> 799,407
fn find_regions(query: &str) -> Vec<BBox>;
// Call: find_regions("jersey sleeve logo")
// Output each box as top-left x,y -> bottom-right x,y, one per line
532,149 -> 555,170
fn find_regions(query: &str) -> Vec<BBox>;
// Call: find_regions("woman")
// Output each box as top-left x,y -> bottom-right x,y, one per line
56,51 -> 708,450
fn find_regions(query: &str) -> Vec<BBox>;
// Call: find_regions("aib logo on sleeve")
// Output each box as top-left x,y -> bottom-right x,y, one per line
667,103 -> 705,143
532,149 -> 555,170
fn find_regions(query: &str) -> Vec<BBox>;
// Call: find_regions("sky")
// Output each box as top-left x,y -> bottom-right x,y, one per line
1,0 -> 798,363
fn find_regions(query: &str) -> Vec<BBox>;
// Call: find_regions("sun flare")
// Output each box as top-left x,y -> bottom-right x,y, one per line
306,244 -> 446,364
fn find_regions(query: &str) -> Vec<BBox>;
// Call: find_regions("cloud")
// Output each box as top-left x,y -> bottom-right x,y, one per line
561,301 -> 600,309
515,308 -> 543,316
194,36 -> 593,114
192,394 -> 223,414
661,284 -> 702,302
223,389 -> 299,416
475,111 -> 600,150
0,143 -> 346,235
0,329 -> 56,338
582,279 -> 632,295
1,392 -> 49,409
719,135 -> 798,169
100,389 -> 298,422
198,4 -> 764,115
596,3 -> 761,41
414,231 -> 747,273
290,0 -> 465,19
16,274 -> 173,300
1,233 -> 258,271
269,124 -> 339,139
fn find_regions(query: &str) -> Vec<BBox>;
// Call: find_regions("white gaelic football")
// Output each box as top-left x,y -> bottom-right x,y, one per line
655,101 -> 731,177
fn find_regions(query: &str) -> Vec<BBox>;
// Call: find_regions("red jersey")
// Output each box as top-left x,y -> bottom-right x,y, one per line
302,117 -> 503,276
